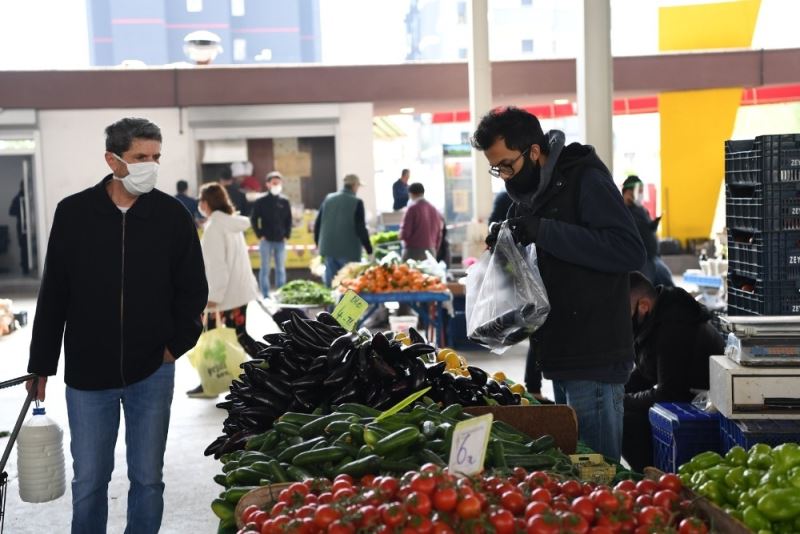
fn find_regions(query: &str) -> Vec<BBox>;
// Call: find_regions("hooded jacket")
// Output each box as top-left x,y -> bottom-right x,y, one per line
201,210 -> 259,311
625,286 -> 725,411
28,175 -> 208,390
507,131 -> 645,382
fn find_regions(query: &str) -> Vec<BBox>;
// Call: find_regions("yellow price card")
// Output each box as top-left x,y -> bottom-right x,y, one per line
331,289 -> 369,331
448,413 -> 493,476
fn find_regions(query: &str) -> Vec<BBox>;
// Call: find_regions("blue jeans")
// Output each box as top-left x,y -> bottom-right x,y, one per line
66,362 -> 175,534
552,379 -> 624,462
259,240 -> 287,297
324,257 -> 349,287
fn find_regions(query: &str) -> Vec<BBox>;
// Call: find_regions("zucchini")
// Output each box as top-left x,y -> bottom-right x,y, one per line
213,474 -> 229,487
530,435 -> 555,453
492,441 -> 508,469
335,403 -> 381,418
373,427 -> 422,456
267,459 -> 289,483
326,420 -> 355,435
248,461 -> 274,476
258,430 -> 280,452
221,461 -> 239,473
276,436 -> 326,462
417,448 -> 446,467
298,413 -> 354,438
379,458 -> 419,473
292,446 -> 349,467
504,454 -> 555,469
286,465 -> 314,481
279,412 -> 319,426
245,433 -> 268,451
229,467 -> 264,486
211,498 -> 235,520
223,486 -> 258,504
349,423 -> 365,446
440,404 -> 463,419
337,455 -> 382,477
272,421 -> 301,437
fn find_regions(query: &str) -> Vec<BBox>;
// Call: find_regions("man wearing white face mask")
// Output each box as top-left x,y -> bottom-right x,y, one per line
622,175 -> 673,287
26,117 -> 208,533
250,171 -> 292,298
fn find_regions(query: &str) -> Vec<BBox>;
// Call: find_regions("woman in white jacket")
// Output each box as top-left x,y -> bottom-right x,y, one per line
187,182 -> 260,397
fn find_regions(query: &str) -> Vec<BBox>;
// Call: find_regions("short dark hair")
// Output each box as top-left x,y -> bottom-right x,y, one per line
401,169 -> 410,178
105,118 -> 162,156
176,180 -> 188,193
471,106 -> 548,154
629,271 -> 657,300
219,168 -> 233,182
408,182 -> 424,196
200,182 -> 234,215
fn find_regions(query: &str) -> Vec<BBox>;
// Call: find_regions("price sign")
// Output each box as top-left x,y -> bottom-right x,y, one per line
448,413 -> 493,476
331,289 -> 369,331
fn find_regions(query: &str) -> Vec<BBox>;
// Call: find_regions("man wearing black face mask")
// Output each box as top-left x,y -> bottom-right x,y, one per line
472,107 -> 645,461
622,272 -> 725,471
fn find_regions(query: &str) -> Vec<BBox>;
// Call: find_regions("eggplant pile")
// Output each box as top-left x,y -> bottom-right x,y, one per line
205,312 -> 522,458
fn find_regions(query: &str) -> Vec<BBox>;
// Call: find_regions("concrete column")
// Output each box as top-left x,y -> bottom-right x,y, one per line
468,0 -> 494,222
576,0 -> 613,171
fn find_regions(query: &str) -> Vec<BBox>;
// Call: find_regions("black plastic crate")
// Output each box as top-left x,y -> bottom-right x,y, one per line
759,134 -> 800,184
727,230 -> 800,280
725,139 -> 761,185
726,182 -> 800,232
720,415 -> 800,452
727,273 -> 800,315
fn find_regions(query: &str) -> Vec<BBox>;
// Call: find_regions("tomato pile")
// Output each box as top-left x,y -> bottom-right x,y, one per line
236,465 -> 709,534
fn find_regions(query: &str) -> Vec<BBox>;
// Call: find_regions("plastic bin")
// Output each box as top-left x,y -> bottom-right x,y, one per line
725,135 -> 800,186
727,274 -> 800,315
648,403 -> 721,474
726,182 -> 800,233
725,139 -> 762,186
719,415 -> 800,452
388,315 -> 418,334
727,230 -> 800,280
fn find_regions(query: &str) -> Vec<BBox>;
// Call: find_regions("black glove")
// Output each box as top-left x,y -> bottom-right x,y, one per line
507,215 -> 541,246
486,221 -> 502,250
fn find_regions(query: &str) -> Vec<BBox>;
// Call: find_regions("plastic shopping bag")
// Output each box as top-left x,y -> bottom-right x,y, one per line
465,223 -> 550,353
186,323 -> 247,395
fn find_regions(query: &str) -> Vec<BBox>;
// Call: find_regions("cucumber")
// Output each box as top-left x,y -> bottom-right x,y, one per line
504,454 -> 555,469
211,498 -> 235,520
245,433 -> 268,451
337,455 -> 382,477
223,486 -> 258,504
217,516 -> 237,534
426,439 -> 445,454
326,420 -> 355,435
492,438 -> 532,455
292,446 -> 350,467
435,423 -> 453,441
272,421 -> 301,437
221,461 -> 239,473
491,441 -> 507,469
349,423 -> 365,446
379,458 -> 419,473
530,435 -> 555,453
247,461 -> 274,476
213,474 -> 229,487
417,448 -> 446,467
298,413 -> 354,438
373,427 -> 422,456
276,436 -> 326,462
259,430 -> 280,452
335,403 -> 381,418
421,420 -> 438,440
440,404 -> 463,419
238,451 -> 270,466
286,465 -> 314,481
267,459 -> 289,483
279,412 -> 319,426
229,467 -> 264,486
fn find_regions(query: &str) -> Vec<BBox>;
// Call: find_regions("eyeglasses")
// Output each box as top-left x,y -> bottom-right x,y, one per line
488,149 -> 530,178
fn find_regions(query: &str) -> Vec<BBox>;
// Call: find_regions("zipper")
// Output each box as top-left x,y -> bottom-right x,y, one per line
120,212 -> 127,387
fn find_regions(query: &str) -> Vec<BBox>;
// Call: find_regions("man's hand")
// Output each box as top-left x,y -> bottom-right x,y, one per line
485,222 -> 502,250
507,214 -> 541,246
25,376 -> 47,402
163,348 -> 176,363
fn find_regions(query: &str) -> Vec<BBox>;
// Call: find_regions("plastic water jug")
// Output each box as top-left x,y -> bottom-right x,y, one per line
16,407 -> 66,503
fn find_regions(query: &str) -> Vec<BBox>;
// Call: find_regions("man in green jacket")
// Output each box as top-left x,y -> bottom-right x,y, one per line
314,174 -> 373,286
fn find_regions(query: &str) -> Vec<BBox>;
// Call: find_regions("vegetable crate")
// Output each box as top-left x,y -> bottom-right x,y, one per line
726,182 -> 800,233
719,415 -> 800,452
649,403 -> 720,474
727,230 -> 800,281
568,454 -> 615,485
725,134 -> 800,186
727,276 -> 800,316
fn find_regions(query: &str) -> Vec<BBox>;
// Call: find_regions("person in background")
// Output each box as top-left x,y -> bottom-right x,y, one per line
474,106 -> 645,461
221,165 -> 249,216
26,117 -> 208,533
8,181 -> 30,275
238,161 -> 262,193
400,182 -> 443,261
392,168 -> 410,211
622,175 -> 674,287
251,172 -> 293,298
189,182 -> 261,398
174,179 -> 203,224
623,271 -> 725,471
315,174 -> 373,287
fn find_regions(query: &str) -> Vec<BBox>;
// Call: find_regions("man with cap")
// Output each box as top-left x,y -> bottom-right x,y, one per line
622,175 -> 673,287
314,174 -> 373,287
251,171 -> 293,297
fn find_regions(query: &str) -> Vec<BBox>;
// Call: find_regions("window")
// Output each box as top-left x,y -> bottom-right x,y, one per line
233,39 -> 247,61
521,0 -> 532,5
186,0 -> 203,12
231,0 -> 245,16
457,1 -> 467,24
521,39 -> 533,53
458,47 -> 468,59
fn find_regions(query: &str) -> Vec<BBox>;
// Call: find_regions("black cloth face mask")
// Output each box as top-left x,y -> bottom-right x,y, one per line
505,155 -> 541,197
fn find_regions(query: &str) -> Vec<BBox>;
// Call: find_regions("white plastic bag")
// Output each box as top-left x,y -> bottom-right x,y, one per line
465,224 -> 550,353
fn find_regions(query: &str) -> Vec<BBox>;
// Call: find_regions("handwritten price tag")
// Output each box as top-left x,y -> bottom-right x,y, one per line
331,289 -> 369,331
448,413 -> 493,476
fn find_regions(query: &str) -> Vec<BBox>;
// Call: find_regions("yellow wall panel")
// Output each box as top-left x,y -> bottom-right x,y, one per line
659,0 -> 761,51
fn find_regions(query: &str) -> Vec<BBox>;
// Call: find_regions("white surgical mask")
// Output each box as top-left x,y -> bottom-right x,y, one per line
270,184 -> 283,195
112,153 -> 159,196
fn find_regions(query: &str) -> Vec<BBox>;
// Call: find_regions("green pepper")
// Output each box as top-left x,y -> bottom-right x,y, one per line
720,484 -> 743,507
679,473 -> 693,487
704,465 -> 728,482
749,486 -> 772,506
788,467 -> 800,489
743,505 -> 772,531
761,470 -> 788,489
750,443 -> 773,456
698,480 -> 725,505
691,450 -> 723,471
775,521 -> 795,534
726,446 -> 748,467
678,462 -> 695,476
749,453 -> 775,470
745,468 -> 767,489
690,471 -> 709,488
757,488 -> 800,521
725,466 -> 747,490
774,443 -> 800,473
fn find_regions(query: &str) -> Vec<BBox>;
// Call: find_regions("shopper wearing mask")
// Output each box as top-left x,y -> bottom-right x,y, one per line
188,183 -> 261,397
473,107 -> 645,461
399,182 -> 443,261
622,175 -> 674,287
250,172 -> 293,298
25,117 -> 208,533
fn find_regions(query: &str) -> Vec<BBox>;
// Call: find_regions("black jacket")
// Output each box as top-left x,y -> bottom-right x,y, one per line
508,131 -> 645,382
226,184 -> 250,216
625,286 -> 725,411
489,192 -> 513,225
627,203 -> 660,260
28,176 -> 208,390
251,193 -> 292,241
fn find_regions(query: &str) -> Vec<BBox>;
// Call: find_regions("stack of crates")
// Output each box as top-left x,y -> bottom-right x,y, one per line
725,134 -> 800,315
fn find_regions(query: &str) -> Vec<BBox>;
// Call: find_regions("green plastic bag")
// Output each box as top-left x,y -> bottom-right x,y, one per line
186,324 -> 247,395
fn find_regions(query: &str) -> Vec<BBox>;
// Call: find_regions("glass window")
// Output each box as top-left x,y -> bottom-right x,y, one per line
521,39 -> 533,53
458,47 -> 468,59
233,39 -> 247,61
521,0 -> 533,6
231,0 -> 245,17
457,1 -> 467,24
186,0 -> 203,12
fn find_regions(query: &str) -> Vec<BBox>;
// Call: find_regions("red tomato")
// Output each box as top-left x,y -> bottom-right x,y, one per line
637,506 -> 670,528
559,511 -> 590,534
570,496 -> 596,523
530,488 -> 553,504
551,496 -> 571,512
295,505 -> 316,519
513,467 -> 528,481
431,521 -> 455,534
270,501 -> 287,518
327,520 -> 355,534
527,471 -> 552,489
614,490 -> 634,512
433,487 -> 458,512
410,473 -> 437,495
420,462 -> 441,473
489,508 -> 516,534
331,479 -> 353,494
318,492 -> 333,505
405,491 -> 432,516
591,490 -> 619,514
652,489 -> 680,511
361,474 -> 376,487
408,515 -> 433,534
589,527 -> 614,534
303,493 -> 318,506
358,505 -> 380,528
250,511 -> 268,528
501,490 -> 526,515
288,482 -> 310,497
582,483 -> 595,496
561,479 -> 583,499
658,473 -> 682,493
380,502 -> 406,528
242,504 -> 260,524
333,487 -> 355,501
594,513 -> 622,533
635,479 -> 658,496
526,514 -> 561,534
525,501 -> 551,520
614,480 -> 636,493
377,477 -> 399,499
334,474 -> 354,485
456,495 -> 482,520
312,504 -> 340,529
635,494 -> 653,509
678,517 -> 709,534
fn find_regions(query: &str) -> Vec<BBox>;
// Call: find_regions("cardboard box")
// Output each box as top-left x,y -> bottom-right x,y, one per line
464,405 -> 578,454
446,282 -> 466,297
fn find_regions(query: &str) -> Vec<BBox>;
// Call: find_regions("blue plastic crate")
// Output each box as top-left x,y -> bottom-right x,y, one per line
649,403 -> 721,473
719,415 -> 800,452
